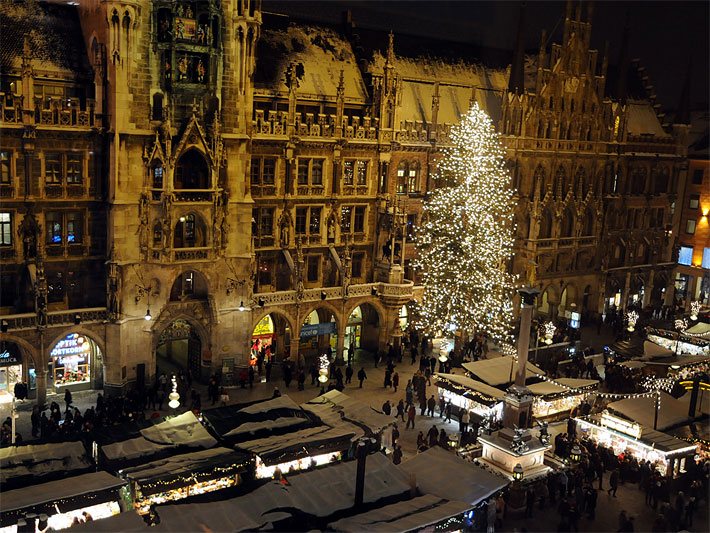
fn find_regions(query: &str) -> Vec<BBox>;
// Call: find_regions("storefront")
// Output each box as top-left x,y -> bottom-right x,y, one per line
0,472 -> 126,532
300,310 -> 337,361
251,315 -> 275,366
345,305 -> 362,359
647,326 -> 710,357
435,373 -> 505,422
119,447 -> 251,515
48,333 -> 102,392
0,342 -> 34,404
527,378 -> 598,421
575,412 -> 698,477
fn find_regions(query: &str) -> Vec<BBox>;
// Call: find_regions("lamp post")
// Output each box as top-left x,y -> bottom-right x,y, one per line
570,444 -> 582,463
10,398 -> 18,445
168,375 -> 180,409
512,463 -> 524,482
626,311 -> 638,332
318,354 -> 330,384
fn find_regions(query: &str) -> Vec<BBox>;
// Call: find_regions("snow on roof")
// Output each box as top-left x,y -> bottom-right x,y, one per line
224,416 -> 307,438
237,395 -> 301,414
328,494 -> 473,532
154,453 -> 411,531
686,322 -> 710,337
462,357 -> 545,386
102,411 -> 216,461
618,360 -> 647,369
398,446 -> 507,507
642,340 -> 674,360
68,510 -> 149,532
435,373 -> 506,400
608,392 -> 690,432
254,25 -> 368,101
302,390 -> 394,436
626,100 -> 670,138
527,378 -> 599,397
0,441 -> 90,484
1,472 -> 124,513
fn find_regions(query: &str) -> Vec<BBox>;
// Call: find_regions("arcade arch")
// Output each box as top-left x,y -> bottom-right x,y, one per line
155,317 -> 207,382
344,302 -> 382,360
250,310 -> 295,368
300,307 -> 338,363
47,330 -> 104,392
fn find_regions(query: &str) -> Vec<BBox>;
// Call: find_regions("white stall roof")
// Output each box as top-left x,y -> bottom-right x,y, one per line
237,395 -> 301,414
619,360 -> 647,369
527,378 -> 599,397
435,373 -> 506,400
463,358 -> 545,386
236,424 -> 355,458
120,447 -> 239,482
1,472 -> 124,513
608,392 -> 690,431
686,322 -> 710,337
398,446 -> 508,506
328,494 -> 472,532
154,452 -> 411,531
642,341 -> 674,360
69,511 -> 149,532
102,411 -> 216,461
302,390 -> 396,435
0,441 -> 90,483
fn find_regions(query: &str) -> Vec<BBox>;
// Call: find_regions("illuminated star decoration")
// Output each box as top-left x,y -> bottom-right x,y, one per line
690,301 -> 700,321
626,311 -> 639,332
543,321 -> 556,345
415,102 -> 516,341
675,318 -> 688,332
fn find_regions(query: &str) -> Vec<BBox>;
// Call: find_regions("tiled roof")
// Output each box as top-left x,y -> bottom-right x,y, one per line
0,1 -> 91,75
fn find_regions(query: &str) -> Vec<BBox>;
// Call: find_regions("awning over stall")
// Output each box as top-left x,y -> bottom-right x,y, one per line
101,411 -> 217,462
301,390 -> 394,436
119,447 -> 251,496
607,392 -> 691,432
398,446 -> 507,506
642,341 -> 674,360
435,373 -> 505,406
0,471 -> 124,514
462,358 -> 544,386
527,378 -> 599,398
0,441 -> 91,488
327,494 -> 473,532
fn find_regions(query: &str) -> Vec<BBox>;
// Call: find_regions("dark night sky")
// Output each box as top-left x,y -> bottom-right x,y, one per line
263,0 -> 709,113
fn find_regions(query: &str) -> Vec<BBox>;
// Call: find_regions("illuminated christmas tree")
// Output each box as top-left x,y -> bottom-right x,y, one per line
415,102 -> 516,341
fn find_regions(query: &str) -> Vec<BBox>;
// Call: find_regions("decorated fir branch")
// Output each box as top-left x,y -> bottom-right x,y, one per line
415,102 -> 516,341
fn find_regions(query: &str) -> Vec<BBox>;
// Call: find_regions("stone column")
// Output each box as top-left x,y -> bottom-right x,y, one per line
335,321 -> 346,364
643,270 -> 655,308
621,271 -> 632,311
35,369 -> 48,408
516,287 -> 539,387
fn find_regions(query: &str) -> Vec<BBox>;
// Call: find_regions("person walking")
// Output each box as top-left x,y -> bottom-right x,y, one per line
396,399 -> 406,422
345,364 -> 353,384
248,366 -> 255,389
384,368 -> 392,389
31,405 -> 40,438
392,444 -> 403,465
427,395 -> 436,417
427,425 -> 439,447
357,367 -> 367,388
406,403 -> 416,429
439,396 -> 446,418
608,468 -> 619,497
381,400 -> 392,416
392,372 -> 399,392
64,388 -> 73,413
444,401 -> 452,422
460,409 -> 470,433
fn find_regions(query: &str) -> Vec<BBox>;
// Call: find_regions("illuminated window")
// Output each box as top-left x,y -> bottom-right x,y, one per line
46,212 -> 62,244
66,154 -> 83,184
250,157 -> 276,185
152,163 -> 164,189
45,153 -> 62,184
0,212 -> 12,245
686,219 -> 696,234
66,212 -> 83,243
702,248 -> 710,269
689,194 -> 700,209
343,160 -> 368,187
678,246 -> 693,266
295,207 -> 307,234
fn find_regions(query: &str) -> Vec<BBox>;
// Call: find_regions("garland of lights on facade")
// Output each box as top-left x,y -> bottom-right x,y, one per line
415,103 -> 516,341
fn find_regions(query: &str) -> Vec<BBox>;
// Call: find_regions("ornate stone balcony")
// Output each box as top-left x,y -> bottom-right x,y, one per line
253,280 -> 415,308
0,307 -> 109,331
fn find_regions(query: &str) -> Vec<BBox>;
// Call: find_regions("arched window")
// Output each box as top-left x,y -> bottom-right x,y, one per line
554,166 -> 566,195
583,208 -> 594,235
175,149 -> 209,189
151,160 -> 164,189
561,208 -> 575,238
575,167 -> 587,197
170,270 -> 209,300
533,165 -> 546,196
153,222 -> 163,246
174,213 -> 207,248
539,210 -> 553,239
152,93 -> 164,121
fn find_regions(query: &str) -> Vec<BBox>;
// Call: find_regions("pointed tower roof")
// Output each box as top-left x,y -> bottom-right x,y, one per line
675,56 -> 692,125
508,2 -> 526,95
616,12 -> 631,103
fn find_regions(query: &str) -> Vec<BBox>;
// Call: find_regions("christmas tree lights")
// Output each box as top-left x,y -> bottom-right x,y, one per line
415,103 -> 516,341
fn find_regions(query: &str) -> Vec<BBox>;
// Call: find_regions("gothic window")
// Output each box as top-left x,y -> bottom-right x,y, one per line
0,212 -> 12,246
352,252 -> 364,279
309,207 -> 322,235
46,211 -> 62,244
66,211 -> 83,243
45,153 -> 62,184
152,161 -> 164,189
539,210 -> 553,239
153,222 -> 163,245
554,166 -> 566,195
252,207 -> 274,238
66,154 -> 83,184
174,213 -> 206,247
561,208 -> 575,238
630,167 -> 648,195
175,149 -> 209,189
583,208 -> 594,235
575,167 -> 587,197
406,214 -> 416,241
250,157 -> 276,186
295,207 -> 307,234
152,93 -> 164,121
306,255 -> 320,283
533,165 -> 546,196
297,158 -> 324,186
652,166 -> 669,194
356,160 -> 368,186
0,151 -> 11,184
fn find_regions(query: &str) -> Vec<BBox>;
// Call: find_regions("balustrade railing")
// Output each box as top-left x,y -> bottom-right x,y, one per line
1,308 -> 109,331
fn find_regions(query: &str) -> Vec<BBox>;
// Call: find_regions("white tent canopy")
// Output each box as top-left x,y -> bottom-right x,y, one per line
69,510 -> 149,532
302,390 -> 394,437
435,373 -> 505,400
608,392 -> 691,431
102,411 -> 217,461
0,441 -> 90,484
463,358 -> 545,386
398,446 -> 508,506
685,322 -> 710,337
642,341 -> 674,360
527,378 -> 599,397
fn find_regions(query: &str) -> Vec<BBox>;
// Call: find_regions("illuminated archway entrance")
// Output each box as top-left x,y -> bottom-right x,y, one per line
156,319 -> 203,381
0,341 -> 36,403
345,303 -> 381,362
300,309 -> 337,364
251,313 -> 291,369
48,332 -> 103,393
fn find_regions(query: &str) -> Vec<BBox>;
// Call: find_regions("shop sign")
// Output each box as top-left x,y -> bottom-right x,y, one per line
51,333 -> 91,359
300,322 -> 336,339
600,410 -> 642,439
0,348 -> 20,366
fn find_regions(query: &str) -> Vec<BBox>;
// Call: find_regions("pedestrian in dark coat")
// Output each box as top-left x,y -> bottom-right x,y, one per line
392,372 -> 399,392
248,366 -> 255,388
345,364 -> 353,384
427,395 -> 436,417
392,444 -> 403,465
381,400 -> 391,416
406,404 -> 416,429
384,369 -> 392,389
64,389 -> 73,412
396,399 -> 405,422
608,469 -> 619,497
357,367 -> 367,388
427,425 -> 439,447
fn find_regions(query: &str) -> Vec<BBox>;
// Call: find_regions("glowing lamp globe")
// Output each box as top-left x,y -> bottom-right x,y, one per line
570,444 -> 582,463
512,463 -> 524,481
544,337 -> 553,345
318,369 -> 329,384
438,353 -> 448,363
168,391 -> 180,409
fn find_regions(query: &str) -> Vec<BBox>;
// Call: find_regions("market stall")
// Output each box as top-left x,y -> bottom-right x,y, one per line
527,377 -> 599,420
607,391 -> 691,431
301,390 -> 394,439
100,411 -> 217,469
0,441 -> 91,491
647,325 -> 710,356
0,471 -> 126,532
462,357 -> 545,387
435,373 -> 505,421
575,412 -> 697,477
118,447 -> 252,515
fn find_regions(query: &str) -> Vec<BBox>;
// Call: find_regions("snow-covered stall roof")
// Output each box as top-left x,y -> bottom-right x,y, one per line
462,358 -> 545,386
0,472 -> 124,514
119,447 -> 250,495
328,494 -> 472,532
0,441 -> 91,486
527,378 -> 599,397
254,24 -> 368,101
626,100 -> 669,138
101,411 -> 216,461
677,389 -> 710,417
301,389 -> 394,436
686,322 -> 710,337
398,446 -> 507,507
607,392 -> 690,432
154,452 -> 411,531
618,360 -> 647,369
68,510 -> 149,532
435,373 -> 506,405
642,340 -> 674,360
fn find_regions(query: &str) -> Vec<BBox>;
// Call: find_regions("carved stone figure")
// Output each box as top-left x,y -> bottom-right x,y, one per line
278,210 -> 292,248
18,204 -> 40,260
107,262 -> 121,320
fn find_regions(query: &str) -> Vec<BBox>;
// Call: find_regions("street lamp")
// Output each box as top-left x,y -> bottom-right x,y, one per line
543,321 -> 556,345
318,354 -> 330,384
10,398 -> 19,445
144,308 -> 152,321
168,375 -> 180,409
626,311 -> 638,332
690,301 -> 700,321
512,463 -> 524,481
570,444 -> 582,463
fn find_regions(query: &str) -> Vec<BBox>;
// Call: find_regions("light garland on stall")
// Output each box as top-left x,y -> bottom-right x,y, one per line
414,103 -> 517,342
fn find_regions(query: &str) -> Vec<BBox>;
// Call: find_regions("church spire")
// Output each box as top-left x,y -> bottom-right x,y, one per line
616,12 -> 631,104
508,3 -> 526,95
675,56 -> 692,125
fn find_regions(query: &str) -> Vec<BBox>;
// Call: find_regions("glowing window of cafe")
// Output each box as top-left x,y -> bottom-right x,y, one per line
49,333 -> 99,386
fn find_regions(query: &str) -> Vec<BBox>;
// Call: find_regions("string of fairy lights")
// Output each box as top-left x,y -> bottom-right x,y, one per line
414,103 -> 517,342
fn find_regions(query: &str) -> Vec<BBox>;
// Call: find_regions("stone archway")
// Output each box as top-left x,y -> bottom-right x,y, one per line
46,328 -> 106,394
343,300 -> 383,360
250,309 -> 298,366
0,335 -> 39,403
154,316 -> 209,383
299,303 -> 340,366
